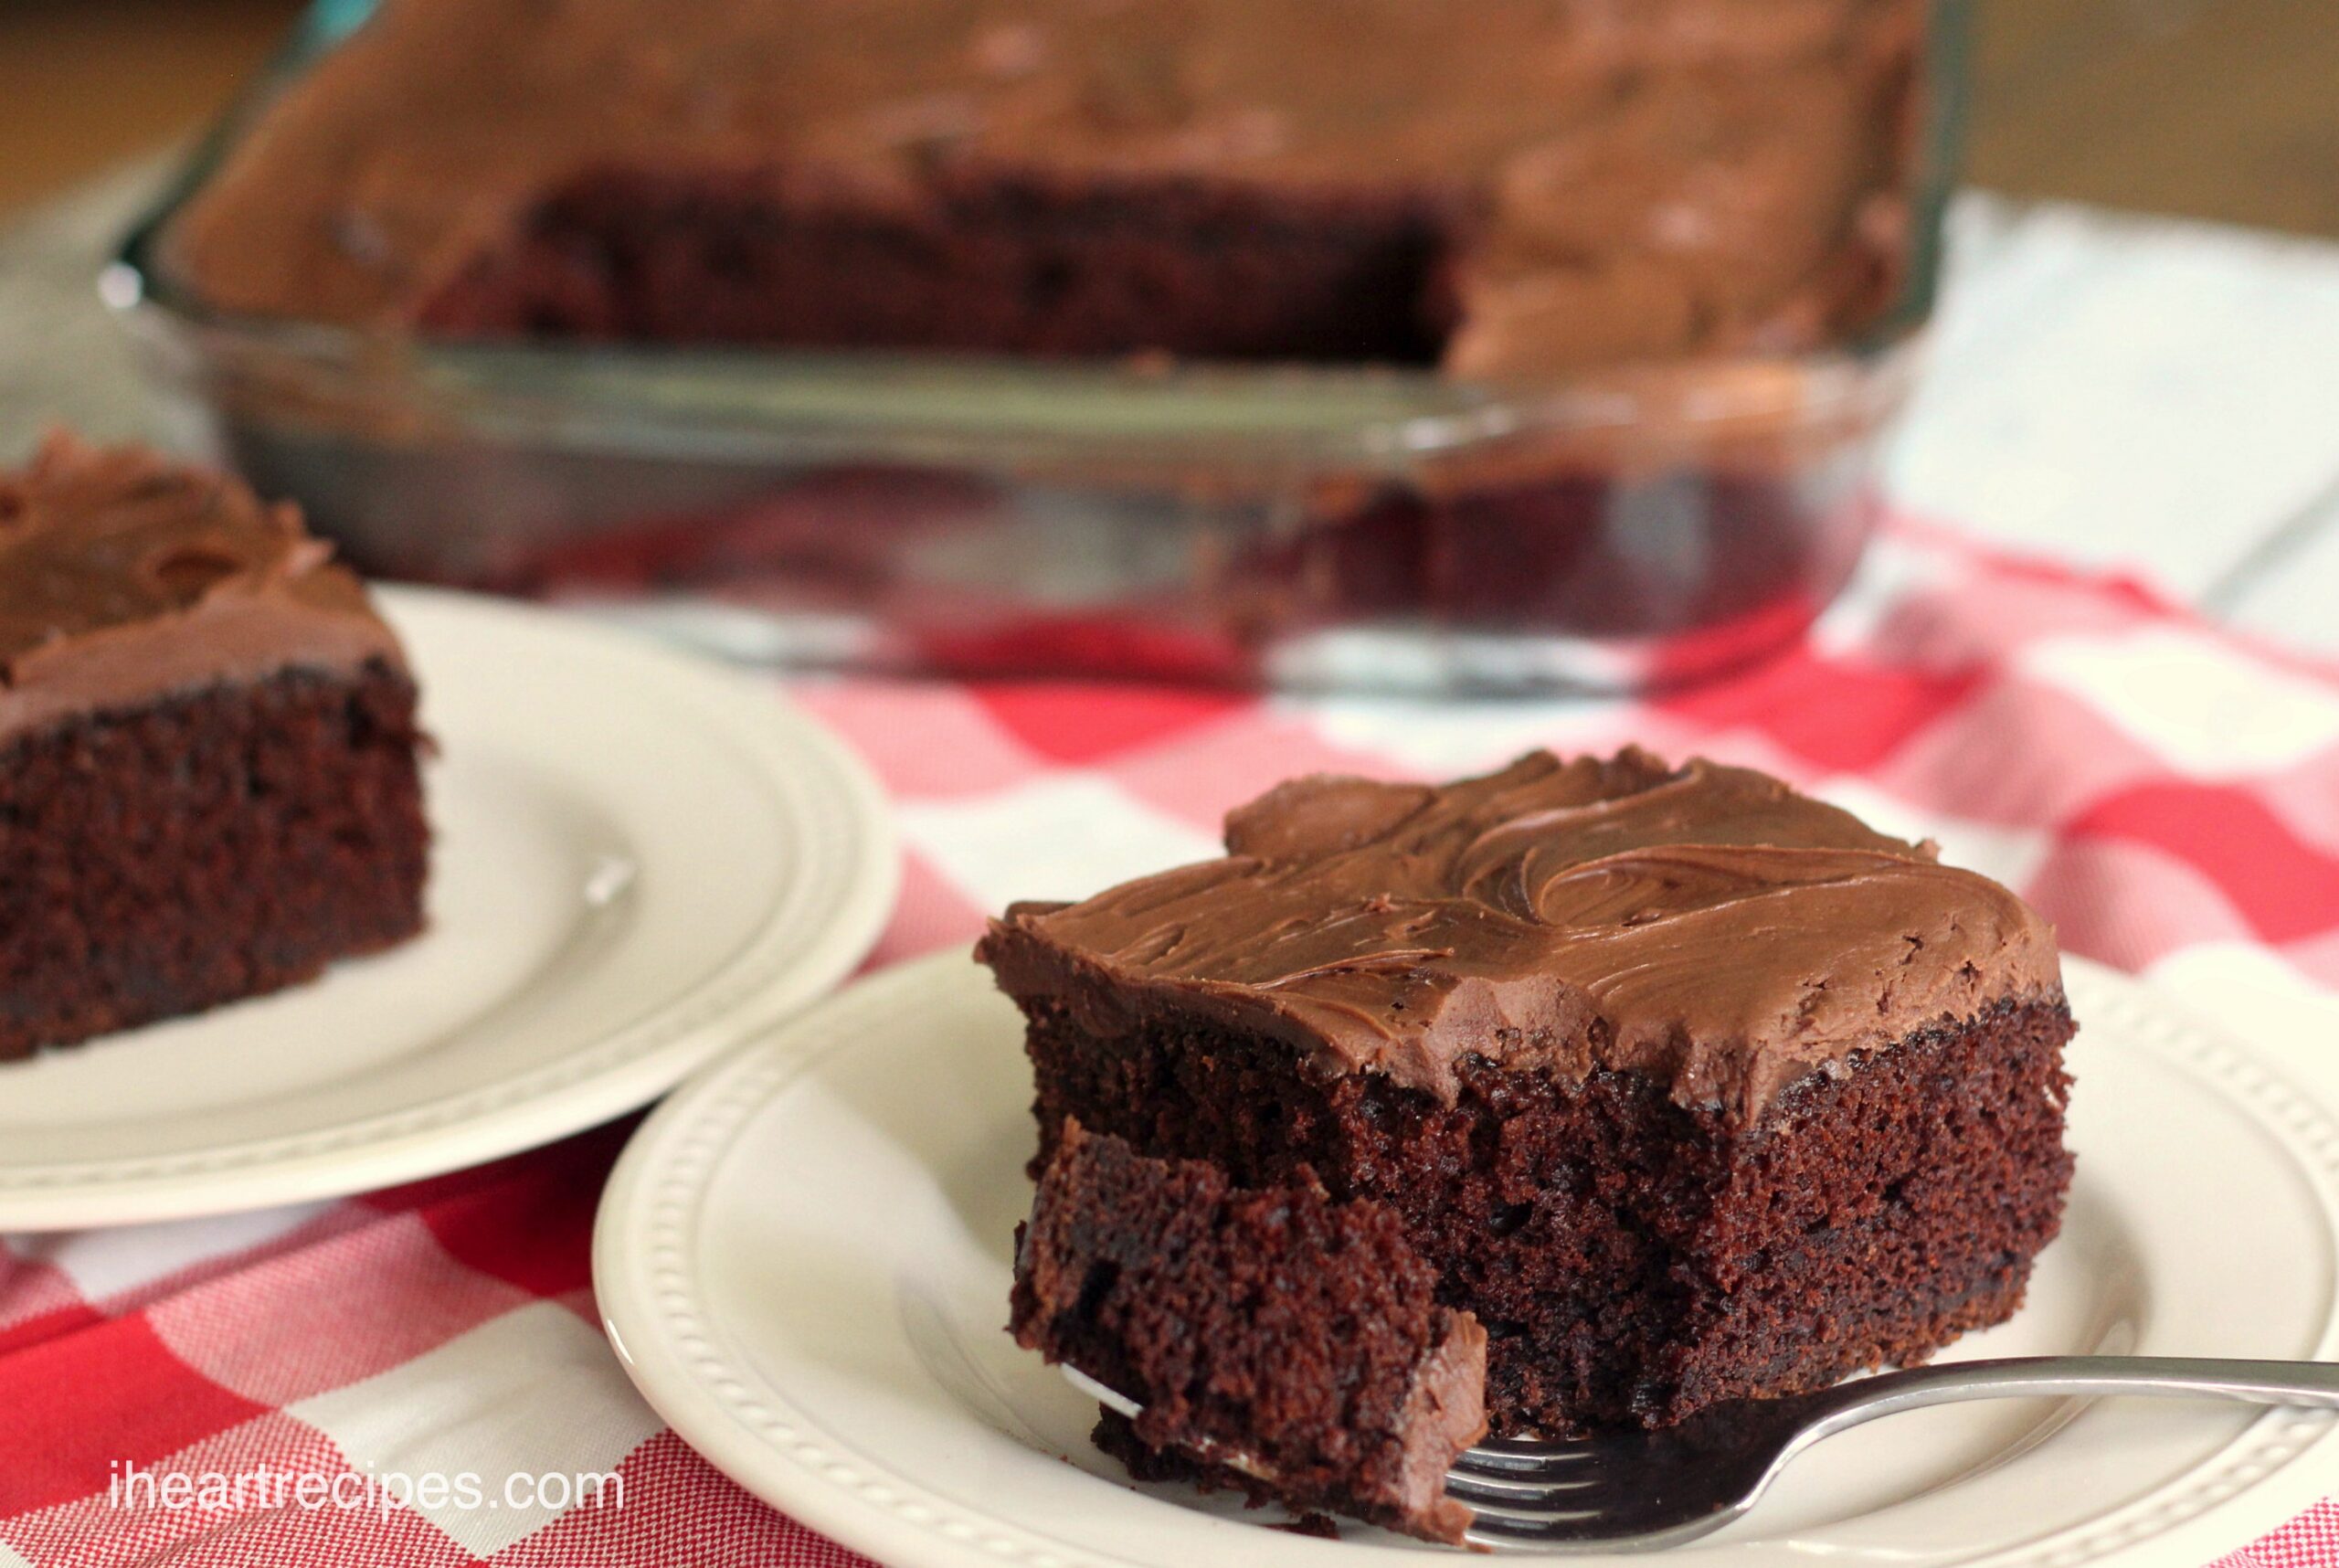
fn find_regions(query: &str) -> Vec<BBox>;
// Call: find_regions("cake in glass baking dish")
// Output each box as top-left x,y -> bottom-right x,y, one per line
0,436 -> 429,1058
168,0 -> 1925,378
985,747 -> 2075,1507
132,0 -> 1953,691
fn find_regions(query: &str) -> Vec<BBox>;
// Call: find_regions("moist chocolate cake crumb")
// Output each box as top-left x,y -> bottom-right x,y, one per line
1277,1512 -> 1342,1540
0,665 -> 429,1058
1011,1122 -> 1486,1543
1023,993 -> 2070,1436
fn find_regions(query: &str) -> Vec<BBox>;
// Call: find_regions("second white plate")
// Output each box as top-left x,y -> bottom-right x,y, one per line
596,953 -> 2339,1568
0,588 -> 898,1229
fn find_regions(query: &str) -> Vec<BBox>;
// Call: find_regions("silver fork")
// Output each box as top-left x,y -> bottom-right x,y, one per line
1065,1357 -> 2339,1552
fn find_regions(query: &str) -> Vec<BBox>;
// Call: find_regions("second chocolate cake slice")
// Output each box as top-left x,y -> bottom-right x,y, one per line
984,748 -> 2075,1442
0,436 -> 429,1057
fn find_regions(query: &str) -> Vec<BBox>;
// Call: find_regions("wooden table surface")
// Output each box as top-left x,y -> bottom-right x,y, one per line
0,0 -> 2335,238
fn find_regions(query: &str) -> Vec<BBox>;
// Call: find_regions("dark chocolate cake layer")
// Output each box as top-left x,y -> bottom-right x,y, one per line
0,664 -> 429,1060
1017,994 -> 2071,1435
1011,1122 -> 1486,1542
986,749 -> 2076,1436
0,437 -> 429,1055
418,168 -> 1457,366
171,0 -> 1923,376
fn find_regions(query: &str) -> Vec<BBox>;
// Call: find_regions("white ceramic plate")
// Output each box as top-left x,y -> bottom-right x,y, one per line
597,952 -> 2339,1568
0,588 -> 897,1230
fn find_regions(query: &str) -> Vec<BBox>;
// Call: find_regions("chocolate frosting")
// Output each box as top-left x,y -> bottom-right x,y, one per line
171,0 -> 1921,377
0,435 -> 407,743
1392,1308 -> 1487,1542
979,749 -> 2061,1120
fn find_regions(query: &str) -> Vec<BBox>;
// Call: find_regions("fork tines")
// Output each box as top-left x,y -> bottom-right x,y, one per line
1449,1440 -> 1643,1551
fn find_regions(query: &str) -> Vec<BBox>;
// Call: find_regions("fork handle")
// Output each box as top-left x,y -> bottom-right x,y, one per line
1805,1355 -> 2339,1443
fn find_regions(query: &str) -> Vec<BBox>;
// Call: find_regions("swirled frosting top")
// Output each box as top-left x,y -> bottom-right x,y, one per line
979,748 -> 2060,1119
0,435 -> 405,743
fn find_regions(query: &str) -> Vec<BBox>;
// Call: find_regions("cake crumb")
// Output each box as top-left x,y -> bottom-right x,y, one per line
1275,1512 -> 1341,1539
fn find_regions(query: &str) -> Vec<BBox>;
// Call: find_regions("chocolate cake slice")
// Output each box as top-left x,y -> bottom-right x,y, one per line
1011,1120 -> 1486,1544
984,748 -> 2074,1440
0,436 -> 429,1058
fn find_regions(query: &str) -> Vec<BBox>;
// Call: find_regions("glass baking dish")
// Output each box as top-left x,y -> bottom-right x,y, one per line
104,0 -> 1966,694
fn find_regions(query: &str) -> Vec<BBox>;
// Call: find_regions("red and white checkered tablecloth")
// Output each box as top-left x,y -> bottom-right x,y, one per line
3,515 -> 2336,1567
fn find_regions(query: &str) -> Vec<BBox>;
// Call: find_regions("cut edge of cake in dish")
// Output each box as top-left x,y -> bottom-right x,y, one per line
989,747 -> 2074,1521
0,433 -> 430,1058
